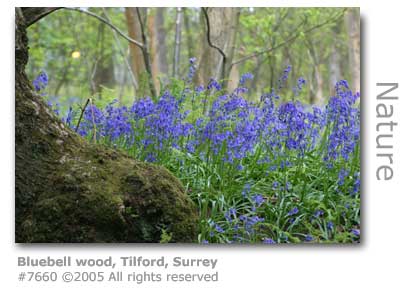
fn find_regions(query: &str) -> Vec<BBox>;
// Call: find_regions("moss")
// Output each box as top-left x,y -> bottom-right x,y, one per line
15,11 -> 198,243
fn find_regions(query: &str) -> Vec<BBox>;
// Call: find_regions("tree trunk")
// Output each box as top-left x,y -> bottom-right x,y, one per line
125,7 -> 145,94
93,22 -> 116,94
328,17 -> 343,96
305,39 -> 324,105
15,8 -> 197,243
173,8 -> 183,78
329,44 -> 342,93
197,8 -> 238,85
183,8 -> 194,61
345,8 -> 360,93
154,8 -> 168,84
148,8 -> 169,93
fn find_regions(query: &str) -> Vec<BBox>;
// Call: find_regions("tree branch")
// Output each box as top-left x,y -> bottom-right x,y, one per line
66,7 -> 157,97
22,7 -> 62,27
64,7 -> 145,49
231,8 -> 347,68
75,98 -> 90,133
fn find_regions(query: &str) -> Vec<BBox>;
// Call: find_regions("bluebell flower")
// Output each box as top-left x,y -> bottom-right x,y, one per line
239,72 -> 254,85
195,85 -> 205,94
224,208 -> 237,222
207,78 -> 222,91
314,210 -> 324,218
288,207 -> 299,216
305,235 -> 314,242
215,224 -> 224,233
278,65 -> 291,91
351,229 -> 360,236
327,221 -> 334,230
186,57 -> 197,82
263,238 -> 276,244
252,194 -> 265,207
338,168 -> 349,186
33,71 -> 48,92
62,106 -> 74,127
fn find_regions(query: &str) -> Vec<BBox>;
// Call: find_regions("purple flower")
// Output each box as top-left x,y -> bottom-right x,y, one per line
252,194 -> 265,207
215,224 -> 224,233
239,72 -> 254,85
186,57 -> 197,82
351,229 -> 360,236
278,65 -> 291,91
287,207 -> 299,216
327,221 -> 334,230
207,78 -> 222,91
32,71 -> 48,92
305,235 -> 314,242
224,208 -> 237,222
263,238 -> 276,244
195,85 -> 205,94
314,210 -> 324,218
338,168 -> 349,186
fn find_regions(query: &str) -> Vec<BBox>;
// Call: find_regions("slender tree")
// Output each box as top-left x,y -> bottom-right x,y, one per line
125,7 -> 145,93
345,8 -> 360,93
173,8 -> 183,78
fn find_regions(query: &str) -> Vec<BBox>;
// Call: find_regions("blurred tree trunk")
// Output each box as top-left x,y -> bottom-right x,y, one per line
225,8 -> 240,88
305,39 -> 324,105
329,17 -> 342,95
268,53 -> 276,90
227,64 -> 240,93
148,8 -> 169,94
155,8 -> 168,81
345,8 -> 360,93
93,22 -> 115,96
53,57 -> 72,96
197,8 -> 240,85
125,8 -> 157,97
173,8 -> 183,78
329,47 -> 342,90
147,12 -> 159,93
183,8 -> 194,61
125,7 -> 145,94
249,56 -> 262,94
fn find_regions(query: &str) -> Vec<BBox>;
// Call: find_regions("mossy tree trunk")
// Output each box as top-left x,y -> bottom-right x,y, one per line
15,8 -> 198,243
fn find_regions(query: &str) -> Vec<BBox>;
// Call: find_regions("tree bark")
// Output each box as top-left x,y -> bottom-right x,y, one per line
155,8 -> 168,78
345,8 -> 360,93
197,8 -> 238,85
148,8 -> 168,93
183,8 -> 194,61
305,38 -> 324,105
173,8 -> 183,78
125,7 -> 145,94
15,8 -> 197,243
